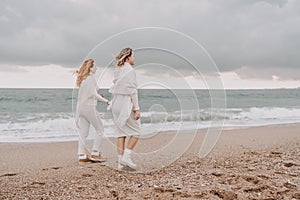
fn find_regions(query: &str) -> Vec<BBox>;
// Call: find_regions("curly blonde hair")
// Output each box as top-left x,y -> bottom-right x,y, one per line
115,48 -> 132,67
76,58 -> 94,87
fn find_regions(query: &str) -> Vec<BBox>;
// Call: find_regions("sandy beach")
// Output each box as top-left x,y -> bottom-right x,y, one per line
0,124 -> 299,199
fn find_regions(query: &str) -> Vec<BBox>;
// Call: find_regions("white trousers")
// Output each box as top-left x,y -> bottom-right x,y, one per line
77,105 -> 104,157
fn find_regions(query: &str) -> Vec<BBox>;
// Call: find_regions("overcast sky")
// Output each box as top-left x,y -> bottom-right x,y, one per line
1,0 -> 300,89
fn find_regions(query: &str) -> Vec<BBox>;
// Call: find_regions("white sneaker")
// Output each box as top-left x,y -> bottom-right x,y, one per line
120,149 -> 137,169
78,154 -> 90,163
117,163 -> 124,170
89,154 -> 106,163
117,155 -> 124,170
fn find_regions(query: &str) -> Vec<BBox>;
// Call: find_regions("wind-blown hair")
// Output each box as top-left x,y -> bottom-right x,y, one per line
76,58 -> 94,87
115,48 -> 132,67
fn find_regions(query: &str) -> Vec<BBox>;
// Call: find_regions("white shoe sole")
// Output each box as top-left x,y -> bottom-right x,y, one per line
120,160 -> 137,169
117,164 -> 124,170
89,157 -> 106,163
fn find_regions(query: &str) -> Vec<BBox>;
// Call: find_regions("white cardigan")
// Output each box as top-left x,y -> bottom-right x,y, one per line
76,75 -> 108,126
109,62 -> 140,111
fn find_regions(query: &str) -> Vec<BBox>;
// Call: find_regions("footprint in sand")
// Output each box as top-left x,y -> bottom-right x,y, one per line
243,185 -> 269,193
257,174 -> 270,180
31,181 -> 46,185
82,173 -> 93,177
283,182 -> 297,189
0,173 -> 18,177
268,151 -> 283,157
211,171 -> 224,177
51,167 -> 61,170
283,161 -> 298,167
210,189 -> 237,199
242,175 -> 260,184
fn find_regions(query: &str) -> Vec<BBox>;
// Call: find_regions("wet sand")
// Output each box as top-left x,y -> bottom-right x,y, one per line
0,124 -> 299,199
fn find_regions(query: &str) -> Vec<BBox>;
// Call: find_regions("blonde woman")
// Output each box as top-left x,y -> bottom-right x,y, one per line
109,48 -> 141,169
75,59 -> 110,162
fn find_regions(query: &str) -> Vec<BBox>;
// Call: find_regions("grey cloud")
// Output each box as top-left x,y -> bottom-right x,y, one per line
0,0 -> 300,80
0,65 -> 28,73
235,66 -> 300,80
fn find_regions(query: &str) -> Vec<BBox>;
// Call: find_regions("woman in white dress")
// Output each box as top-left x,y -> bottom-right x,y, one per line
109,48 -> 141,169
75,59 -> 110,162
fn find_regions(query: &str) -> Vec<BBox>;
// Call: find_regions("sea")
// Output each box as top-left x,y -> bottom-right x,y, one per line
0,88 -> 299,142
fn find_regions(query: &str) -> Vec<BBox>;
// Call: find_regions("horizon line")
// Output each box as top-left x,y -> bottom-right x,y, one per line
0,87 -> 299,90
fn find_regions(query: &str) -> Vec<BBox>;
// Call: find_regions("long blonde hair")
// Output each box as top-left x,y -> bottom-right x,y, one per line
76,58 -> 94,87
115,48 -> 132,67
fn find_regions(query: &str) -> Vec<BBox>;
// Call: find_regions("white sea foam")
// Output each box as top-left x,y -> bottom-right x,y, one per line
0,107 -> 300,142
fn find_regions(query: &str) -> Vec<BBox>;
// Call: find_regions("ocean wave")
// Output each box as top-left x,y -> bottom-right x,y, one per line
141,107 -> 300,123
0,107 -> 300,142
0,97 -> 50,102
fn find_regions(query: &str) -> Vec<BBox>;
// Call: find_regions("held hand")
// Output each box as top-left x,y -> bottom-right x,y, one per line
107,101 -> 112,111
134,110 -> 140,120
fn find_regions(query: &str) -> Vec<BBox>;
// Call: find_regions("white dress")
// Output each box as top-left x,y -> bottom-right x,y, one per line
108,62 -> 141,137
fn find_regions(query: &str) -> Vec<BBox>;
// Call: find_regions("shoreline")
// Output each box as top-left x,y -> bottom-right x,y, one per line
1,87 -> 300,90
1,123 -> 299,199
1,122 -> 300,144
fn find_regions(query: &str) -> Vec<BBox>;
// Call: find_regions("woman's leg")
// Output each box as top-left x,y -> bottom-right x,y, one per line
127,136 -> 139,150
84,108 -> 106,162
78,116 -> 90,160
117,137 -> 126,155
88,110 -> 104,155
120,136 -> 138,168
117,137 -> 126,169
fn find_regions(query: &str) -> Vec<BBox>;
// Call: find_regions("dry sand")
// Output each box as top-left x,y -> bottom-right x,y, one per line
0,124 -> 299,199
